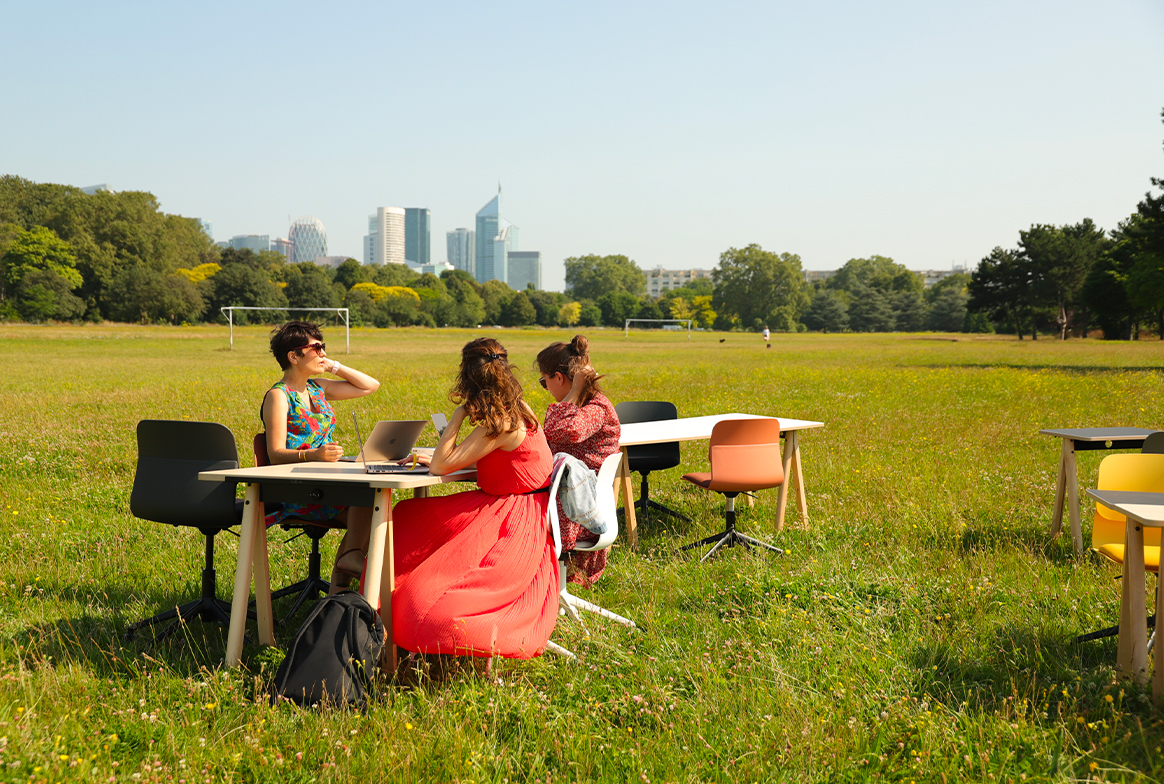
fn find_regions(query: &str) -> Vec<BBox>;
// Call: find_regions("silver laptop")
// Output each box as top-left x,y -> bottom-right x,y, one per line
349,415 -> 429,474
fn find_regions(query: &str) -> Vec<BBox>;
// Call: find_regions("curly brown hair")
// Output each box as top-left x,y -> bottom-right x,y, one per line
451,337 -> 537,438
536,334 -> 604,406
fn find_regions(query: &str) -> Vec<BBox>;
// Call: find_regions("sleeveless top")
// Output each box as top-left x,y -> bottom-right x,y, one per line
265,379 -> 336,452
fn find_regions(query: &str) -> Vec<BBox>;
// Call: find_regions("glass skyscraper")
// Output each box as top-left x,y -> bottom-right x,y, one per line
405,208 -> 430,265
474,187 -> 518,284
446,228 -> 475,276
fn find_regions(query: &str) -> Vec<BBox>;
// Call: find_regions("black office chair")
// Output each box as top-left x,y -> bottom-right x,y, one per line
1143,432 -> 1164,454
254,433 -> 345,624
125,420 -> 243,642
614,401 -> 691,526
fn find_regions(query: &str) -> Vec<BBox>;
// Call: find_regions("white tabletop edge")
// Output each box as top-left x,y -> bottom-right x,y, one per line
618,413 -> 824,447
198,464 -> 475,489
1039,427 -> 1157,441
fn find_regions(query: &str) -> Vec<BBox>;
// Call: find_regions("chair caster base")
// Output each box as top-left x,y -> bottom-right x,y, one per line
680,529 -> 783,563
124,596 -> 236,644
1076,614 -> 1156,645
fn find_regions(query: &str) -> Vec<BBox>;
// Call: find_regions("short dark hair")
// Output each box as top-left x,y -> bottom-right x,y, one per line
269,321 -> 323,370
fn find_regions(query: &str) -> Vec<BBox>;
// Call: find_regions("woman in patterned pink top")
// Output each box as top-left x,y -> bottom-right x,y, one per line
536,335 -> 620,585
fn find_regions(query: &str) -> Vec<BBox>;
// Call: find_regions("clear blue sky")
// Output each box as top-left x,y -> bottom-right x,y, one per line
3,1 -> 1162,291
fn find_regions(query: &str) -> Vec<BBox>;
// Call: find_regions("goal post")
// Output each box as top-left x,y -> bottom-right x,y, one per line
220,307 -> 350,353
624,318 -> 692,340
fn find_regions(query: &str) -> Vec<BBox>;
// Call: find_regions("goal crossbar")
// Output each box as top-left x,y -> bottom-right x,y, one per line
624,318 -> 692,339
220,306 -> 350,353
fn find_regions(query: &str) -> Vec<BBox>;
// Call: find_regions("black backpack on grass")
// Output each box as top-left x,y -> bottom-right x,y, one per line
270,590 -> 385,710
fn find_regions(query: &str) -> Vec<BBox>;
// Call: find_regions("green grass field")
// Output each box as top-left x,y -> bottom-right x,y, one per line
4,324 -> 1164,783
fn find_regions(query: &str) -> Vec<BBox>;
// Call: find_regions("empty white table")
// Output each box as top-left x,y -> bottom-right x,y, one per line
1041,428 -> 1157,553
617,414 -> 824,546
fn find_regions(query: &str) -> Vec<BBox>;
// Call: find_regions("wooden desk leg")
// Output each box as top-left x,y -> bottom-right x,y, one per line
791,431 -> 807,524
775,435 -> 796,534
251,502 -> 275,647
618,448 -> 638,548
1050,440 -> 1068,539
1156,564 -> 1164,703
1065,441 -> 1084,554
226,483 -> 261,667
1117,521 -> 1149,684
362,489 -> 396,674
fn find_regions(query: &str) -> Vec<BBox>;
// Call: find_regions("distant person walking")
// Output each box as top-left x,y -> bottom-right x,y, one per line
762,325 -> 771,348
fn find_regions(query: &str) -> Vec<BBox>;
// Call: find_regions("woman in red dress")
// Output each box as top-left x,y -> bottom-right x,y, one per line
390,337 -> 557,660
536,335 -> 621,586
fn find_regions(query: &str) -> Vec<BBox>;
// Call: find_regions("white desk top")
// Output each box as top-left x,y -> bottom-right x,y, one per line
618,413 -> 824,447
1040,427 -> 1156,441
1087,488 -> 1164,527
199,462 -> 475,489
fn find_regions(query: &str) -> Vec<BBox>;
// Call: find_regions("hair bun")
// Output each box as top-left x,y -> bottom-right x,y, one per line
570,334 -> 589,355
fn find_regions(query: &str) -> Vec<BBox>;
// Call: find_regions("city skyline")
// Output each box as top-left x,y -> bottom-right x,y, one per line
2,2 -> 1162,292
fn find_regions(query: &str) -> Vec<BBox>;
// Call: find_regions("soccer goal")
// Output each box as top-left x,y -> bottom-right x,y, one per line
624,318 -> 692,339
220,307 -> 351,353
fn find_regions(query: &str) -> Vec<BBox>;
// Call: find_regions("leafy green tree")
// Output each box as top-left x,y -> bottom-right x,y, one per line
334,259 -> 370,290
846,284 -> 895,332
968,247 -> 1039,339
564,255 -> 646,300
499,291 -> 537,326
892,290 -> 928,331
636,297 -> 664,321
1021,220 -> 1108,339
480,279 -> 513,324
284,263 -> 339,309
827,255 -> 922,295
597,290 -> 640,327
440,268 -> 479,290
802,289 -> 848,332
559,301 -> 581,326
105,264 -> 204,324
445,276 -> 486,327
712,245 -> 809,332
1,225 -> 81,299
578,302 -> 602,327
16,269 -> 86,322
1118,114 -> 1164,338
527,289 -> 563,327
206,259 -> 287,324
1081,225 -> 1139,339
926,287 -> 968,332
373,263 -> 420,289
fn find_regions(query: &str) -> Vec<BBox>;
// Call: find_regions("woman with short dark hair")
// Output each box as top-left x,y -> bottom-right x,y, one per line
261,321 -> 380,592
388,337 -> 557,663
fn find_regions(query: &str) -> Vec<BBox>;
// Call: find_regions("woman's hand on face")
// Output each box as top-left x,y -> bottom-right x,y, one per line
314,443 -> 345,462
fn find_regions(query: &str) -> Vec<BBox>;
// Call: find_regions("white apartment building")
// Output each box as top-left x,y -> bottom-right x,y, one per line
646,266 -> 713,297
363,207 -> 406,266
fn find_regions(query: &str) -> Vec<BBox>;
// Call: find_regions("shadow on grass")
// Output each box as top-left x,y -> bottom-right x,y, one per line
10,578 -> 306,679
955,513 -> 1079,567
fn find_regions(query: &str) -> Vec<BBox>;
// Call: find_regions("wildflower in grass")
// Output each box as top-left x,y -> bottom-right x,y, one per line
1104,695 -> 1113,703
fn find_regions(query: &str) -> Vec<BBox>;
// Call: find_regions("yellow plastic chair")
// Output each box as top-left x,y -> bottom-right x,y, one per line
1077,453 -> 1164,644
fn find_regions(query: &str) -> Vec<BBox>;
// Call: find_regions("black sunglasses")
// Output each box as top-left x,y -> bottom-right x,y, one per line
292,342 -> 326,354
538,377 -> 548,389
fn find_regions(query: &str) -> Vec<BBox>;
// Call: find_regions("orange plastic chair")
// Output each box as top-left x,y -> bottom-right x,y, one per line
680,418 -> 785,562
1077,453 -> 1164,645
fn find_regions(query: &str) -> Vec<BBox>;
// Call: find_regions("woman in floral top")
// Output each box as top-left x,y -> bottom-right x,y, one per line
261,321 -> 380,592
536,335 -> 620,585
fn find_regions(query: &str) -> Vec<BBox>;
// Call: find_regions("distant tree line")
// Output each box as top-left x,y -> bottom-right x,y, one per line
3,110 -> 1160,336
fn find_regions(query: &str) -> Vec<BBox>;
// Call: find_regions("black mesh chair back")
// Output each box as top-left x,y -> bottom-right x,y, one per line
615,401 -> 681,473
614,401 -> 690,525
125,420 -> 242,642
131,420 -> 241,533
1143,432 -> 1164,455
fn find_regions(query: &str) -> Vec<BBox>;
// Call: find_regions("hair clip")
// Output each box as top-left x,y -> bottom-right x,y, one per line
487,352 -> 505,362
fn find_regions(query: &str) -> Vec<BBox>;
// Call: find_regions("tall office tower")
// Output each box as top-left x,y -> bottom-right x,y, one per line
404,208 -> 430,265
474,187 -> 519,284
363,207 -> 406,265
197,219 -> 213,240
271,237 -> 293,260
226,234 -> 270,253
507,251 -> 542,291
446,228 -> 475,276
289,216 -> 327,263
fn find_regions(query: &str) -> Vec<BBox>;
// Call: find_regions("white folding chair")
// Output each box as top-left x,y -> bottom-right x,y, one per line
544,451 -> 636,660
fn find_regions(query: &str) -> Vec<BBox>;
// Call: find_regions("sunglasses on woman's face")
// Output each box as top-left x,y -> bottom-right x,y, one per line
538,377 -> 549,389
293,342 -> 326,354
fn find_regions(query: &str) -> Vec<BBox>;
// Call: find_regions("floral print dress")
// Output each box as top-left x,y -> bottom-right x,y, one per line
263,379 -> 345,526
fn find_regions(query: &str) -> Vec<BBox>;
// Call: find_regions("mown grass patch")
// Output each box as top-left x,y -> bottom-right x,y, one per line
3,325 -> 1164,781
